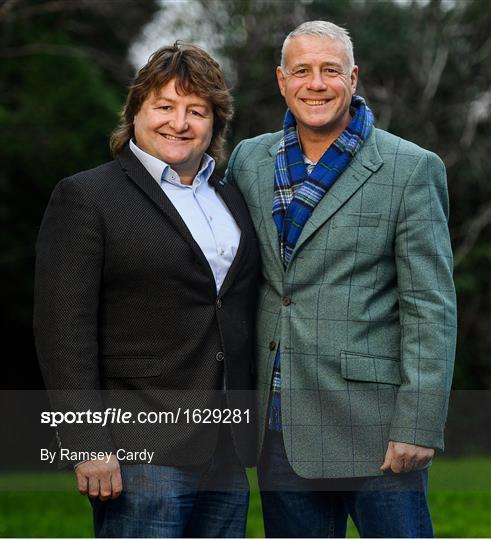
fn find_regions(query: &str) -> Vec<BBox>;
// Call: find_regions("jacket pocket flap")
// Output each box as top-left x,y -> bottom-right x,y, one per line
341,351 -> 401,385
102,357 -> 161,378
332,212 -> 381,228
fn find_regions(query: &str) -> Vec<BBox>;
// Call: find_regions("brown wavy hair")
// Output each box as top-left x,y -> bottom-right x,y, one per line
110,42 -> 233,163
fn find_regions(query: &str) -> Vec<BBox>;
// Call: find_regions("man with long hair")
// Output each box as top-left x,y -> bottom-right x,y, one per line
34,42 -> 259,538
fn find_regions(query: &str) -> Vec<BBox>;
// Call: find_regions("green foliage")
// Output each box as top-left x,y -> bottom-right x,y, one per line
0,0 -> 158,388
453,243 -> 491,388
0,51 -> 121,189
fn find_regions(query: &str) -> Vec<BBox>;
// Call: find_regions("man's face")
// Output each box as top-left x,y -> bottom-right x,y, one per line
277,35 -> 358,139
133,78 -> 214,182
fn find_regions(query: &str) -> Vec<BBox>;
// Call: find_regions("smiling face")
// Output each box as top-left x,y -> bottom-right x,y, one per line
133,78 -> 214,184
277,35 -> 358,144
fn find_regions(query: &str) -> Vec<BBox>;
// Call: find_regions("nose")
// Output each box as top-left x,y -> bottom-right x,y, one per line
169,109 -> 188,132
307,69 -> 327,91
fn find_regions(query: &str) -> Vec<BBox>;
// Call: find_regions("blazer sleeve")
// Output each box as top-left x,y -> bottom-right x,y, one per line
223,141 -> 243,185
33,177 -> 115,456
390,151 -> 457,450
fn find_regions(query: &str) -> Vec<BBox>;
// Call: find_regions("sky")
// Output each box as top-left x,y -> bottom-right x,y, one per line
129,0 -> 233,72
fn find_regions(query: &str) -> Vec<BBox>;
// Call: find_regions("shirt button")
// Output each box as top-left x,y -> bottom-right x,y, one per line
216,352 -> 225,362
216,297 -> 222,309
282,296 -> 292,306
269,341 -> 277,351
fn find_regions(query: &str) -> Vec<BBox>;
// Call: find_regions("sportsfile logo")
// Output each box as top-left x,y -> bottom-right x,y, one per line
40,408 -> 133,427
40,408 -> 251,427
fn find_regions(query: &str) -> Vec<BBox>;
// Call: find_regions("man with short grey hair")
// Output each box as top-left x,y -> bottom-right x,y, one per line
281,20 -> 355,71
226,20 -> 456,537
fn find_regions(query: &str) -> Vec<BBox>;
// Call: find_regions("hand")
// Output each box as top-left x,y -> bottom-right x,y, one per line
380,441 -> 434,473
75,455 -> 122,500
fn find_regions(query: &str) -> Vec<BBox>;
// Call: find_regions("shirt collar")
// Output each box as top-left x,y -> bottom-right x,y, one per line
129,139 -> 215,188
303,154 -> 316,167
295,128 -> 317,172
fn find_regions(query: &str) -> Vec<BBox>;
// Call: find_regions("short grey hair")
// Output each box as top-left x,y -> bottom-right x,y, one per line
281,20 -> 355,72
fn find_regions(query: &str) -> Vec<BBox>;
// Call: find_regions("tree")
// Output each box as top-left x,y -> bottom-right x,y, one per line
0,0 -> 159,388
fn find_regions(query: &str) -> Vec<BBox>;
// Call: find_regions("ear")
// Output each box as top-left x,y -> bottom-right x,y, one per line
276,66 -> 286,98
350,65 -> 359,94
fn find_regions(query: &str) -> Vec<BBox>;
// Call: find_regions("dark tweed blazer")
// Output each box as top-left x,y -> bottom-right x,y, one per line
34,145 -> 260,467
226,127 -> 457,478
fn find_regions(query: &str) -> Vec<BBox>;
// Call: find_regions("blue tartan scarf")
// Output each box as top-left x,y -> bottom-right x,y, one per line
269,95 -> 374,431
273,94 -> 374,268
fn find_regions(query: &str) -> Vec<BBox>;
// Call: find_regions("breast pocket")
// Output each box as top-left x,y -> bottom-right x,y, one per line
328,212 -> 385,256
332,212 -> 381,228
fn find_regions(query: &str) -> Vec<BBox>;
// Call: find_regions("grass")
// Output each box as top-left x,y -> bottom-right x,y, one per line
0,458 -> 490,538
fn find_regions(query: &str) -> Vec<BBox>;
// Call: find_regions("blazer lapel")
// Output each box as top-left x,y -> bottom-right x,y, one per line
289,129 -> 384,265
116,146 -> 215,283
258,140 -> 284,270
209,176 -> 248,296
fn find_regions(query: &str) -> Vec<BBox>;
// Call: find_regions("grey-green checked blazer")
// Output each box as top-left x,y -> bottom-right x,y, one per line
225,127 -> 457,479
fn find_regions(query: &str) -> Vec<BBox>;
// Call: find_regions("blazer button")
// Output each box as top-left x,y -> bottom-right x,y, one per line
216,351 -> 225,362
269,341 -> 277,351
216,297 -> 222,309
282,296 -> 292,306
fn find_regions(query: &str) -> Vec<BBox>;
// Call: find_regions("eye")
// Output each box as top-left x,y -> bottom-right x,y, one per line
157,105 -> 171,111
292,68 -> 309,78
190,110 -> 204,117
322,67 -> 340,77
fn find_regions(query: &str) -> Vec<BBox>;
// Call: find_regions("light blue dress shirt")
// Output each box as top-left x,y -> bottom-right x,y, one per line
129,140 -> 241,293
304,155 -> 316,175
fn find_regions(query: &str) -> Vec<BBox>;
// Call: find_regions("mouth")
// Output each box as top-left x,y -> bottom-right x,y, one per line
159,133 -> 190,141
301,99 -> 332,106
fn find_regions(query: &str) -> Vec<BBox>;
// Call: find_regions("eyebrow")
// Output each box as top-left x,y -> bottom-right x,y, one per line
153,96 -> 210,109
290,61 -> 344,70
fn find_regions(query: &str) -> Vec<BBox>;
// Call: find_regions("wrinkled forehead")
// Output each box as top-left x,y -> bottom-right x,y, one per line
283,35 -> 351,70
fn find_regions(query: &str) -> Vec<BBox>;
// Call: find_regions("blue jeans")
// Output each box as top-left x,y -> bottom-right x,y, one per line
91,429 -> 249,538
258,430 -> 433,538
